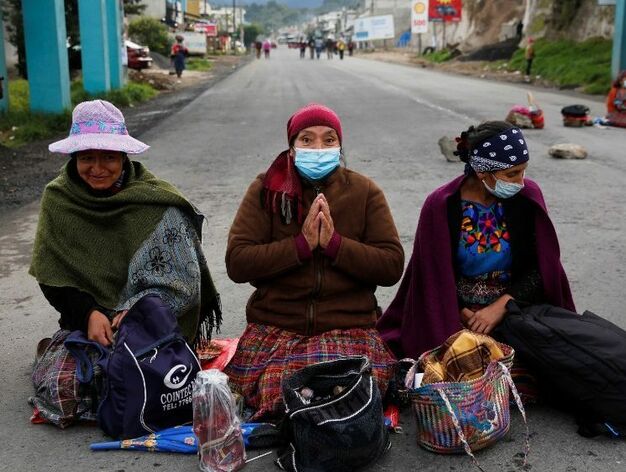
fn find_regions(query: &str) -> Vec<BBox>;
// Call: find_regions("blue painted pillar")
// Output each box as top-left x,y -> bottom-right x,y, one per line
0,14 -> 8,112
614,0 -> 626,78
78,0 -> 111,94
22,0 -> 71,113
106,0 -> 124,89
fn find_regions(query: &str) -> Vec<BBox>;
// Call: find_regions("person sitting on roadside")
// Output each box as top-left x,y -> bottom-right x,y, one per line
224,103 -> 404,420
606,70 -> 626,127
31,100 -> 221,351
377,121 -> 575,360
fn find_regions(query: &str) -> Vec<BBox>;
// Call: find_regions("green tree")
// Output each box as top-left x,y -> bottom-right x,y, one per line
123,0 -> 147,15
243,23 -> 265,48
128,17 -> 173,56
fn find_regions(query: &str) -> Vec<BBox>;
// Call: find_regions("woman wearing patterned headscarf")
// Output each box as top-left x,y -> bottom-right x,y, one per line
377,121 -> 575,360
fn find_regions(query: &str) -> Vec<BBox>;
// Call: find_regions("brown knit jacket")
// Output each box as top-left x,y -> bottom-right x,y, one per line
226,167 -> 404,335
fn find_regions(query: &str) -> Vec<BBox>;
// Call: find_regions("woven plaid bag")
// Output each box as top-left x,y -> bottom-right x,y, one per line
407,341 -> 529,471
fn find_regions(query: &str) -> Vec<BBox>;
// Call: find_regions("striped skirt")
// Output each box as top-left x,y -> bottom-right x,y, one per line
224,322 -> 396,421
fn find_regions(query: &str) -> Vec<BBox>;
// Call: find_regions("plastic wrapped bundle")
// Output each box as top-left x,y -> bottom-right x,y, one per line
193,370 -> 245,472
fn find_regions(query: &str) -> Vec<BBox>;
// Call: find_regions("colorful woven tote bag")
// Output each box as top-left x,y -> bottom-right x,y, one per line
407,334 -> 529,471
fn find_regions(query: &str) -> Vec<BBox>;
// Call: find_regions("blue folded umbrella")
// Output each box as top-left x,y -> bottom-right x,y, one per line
91,423 -> 280,453
90,425 -> 197,454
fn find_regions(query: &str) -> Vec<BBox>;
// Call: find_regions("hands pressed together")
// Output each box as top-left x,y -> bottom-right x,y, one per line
301,193 -> 335,251
87,309 -> 128,347
460,294 -> 513,335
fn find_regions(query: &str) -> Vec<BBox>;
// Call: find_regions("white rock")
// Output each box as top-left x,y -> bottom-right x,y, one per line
438,136 -> 460,162
548,143 -> 588,160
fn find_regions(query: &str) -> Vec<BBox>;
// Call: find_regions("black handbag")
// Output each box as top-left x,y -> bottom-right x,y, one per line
561,104 -> 590,117
276,356 -> 390,472
495,301 -> 626,438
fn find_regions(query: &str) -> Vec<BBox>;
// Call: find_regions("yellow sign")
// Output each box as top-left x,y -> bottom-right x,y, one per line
414,2 -> 426,14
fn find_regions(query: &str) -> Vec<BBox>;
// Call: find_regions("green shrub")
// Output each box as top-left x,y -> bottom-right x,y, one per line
7,79 -> 30,113
186,58 -> 213,71
1,79 -> 157,147
128,17 -> 173,56
423,50 -> 453,63
508,37 -> 612,94
70,79 -> 157,108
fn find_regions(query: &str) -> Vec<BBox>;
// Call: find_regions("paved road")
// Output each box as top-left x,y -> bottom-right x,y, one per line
1,47 -> 625,471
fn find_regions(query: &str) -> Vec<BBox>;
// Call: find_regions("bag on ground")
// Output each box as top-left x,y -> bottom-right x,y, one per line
407,330 -> 529,469
276,356 -> 390,472
494,301 -> 626,438
561,104 -> 591,127
29,329 -> 105,427
98,294 -> 201,439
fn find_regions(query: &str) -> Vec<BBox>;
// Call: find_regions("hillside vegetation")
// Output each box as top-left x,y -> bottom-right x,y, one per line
508,37 -> 612,94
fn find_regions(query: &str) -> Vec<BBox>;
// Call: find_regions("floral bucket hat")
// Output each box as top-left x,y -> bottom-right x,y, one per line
49,100 -> 149,155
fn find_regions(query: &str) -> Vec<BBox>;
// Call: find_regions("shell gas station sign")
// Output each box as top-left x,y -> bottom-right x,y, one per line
411,0 -> 429,34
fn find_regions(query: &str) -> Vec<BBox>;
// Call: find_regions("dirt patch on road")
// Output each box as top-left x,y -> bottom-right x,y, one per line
0,54 -> 252,216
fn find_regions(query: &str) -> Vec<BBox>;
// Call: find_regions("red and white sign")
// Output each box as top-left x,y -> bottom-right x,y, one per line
411,0 -> 429,34
429,0 -> 462,22
194,23 -> 218,37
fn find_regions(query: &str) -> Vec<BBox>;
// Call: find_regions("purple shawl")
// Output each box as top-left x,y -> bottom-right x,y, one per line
376,175 -> 576,359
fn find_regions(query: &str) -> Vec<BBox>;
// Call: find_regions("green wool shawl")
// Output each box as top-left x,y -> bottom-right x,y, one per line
30,160 -> 220,344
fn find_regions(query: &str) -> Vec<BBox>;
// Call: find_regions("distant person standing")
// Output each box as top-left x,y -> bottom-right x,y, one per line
525,37 -> 535,78
299,38 -> 306,59
315,38 -> 323,60
308,38 -> 315,60
348,39 -> 354,56
337,38 -> 346,60
326,38 -> 334,59
170,35 -> 189,81
255,40 -> 262,59
263,39 -> 272,59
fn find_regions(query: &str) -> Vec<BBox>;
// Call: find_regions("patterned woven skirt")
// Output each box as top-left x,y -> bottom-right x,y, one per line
224,322 -> 396,421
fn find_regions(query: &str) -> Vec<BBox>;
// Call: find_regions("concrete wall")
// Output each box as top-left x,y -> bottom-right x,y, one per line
3,24 -> 16,69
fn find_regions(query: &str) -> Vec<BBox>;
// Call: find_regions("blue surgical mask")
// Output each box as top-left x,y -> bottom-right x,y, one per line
294,147 -> 341,181
483,177 -> 524,199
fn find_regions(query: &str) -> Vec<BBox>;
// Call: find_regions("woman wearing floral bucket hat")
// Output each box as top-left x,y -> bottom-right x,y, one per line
30,99 -> 221,363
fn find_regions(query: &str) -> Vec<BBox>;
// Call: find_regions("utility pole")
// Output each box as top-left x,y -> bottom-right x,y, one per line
233,0 -> 236,42
613,0 -> 626,78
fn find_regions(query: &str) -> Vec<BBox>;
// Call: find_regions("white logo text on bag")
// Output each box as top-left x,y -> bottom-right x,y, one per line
161,364 -> 193,411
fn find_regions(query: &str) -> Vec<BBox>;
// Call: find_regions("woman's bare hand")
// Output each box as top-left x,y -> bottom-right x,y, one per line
87,310 -> 113,347
467,295 -> 512,335
460,307 -> 475,327
111,310 -> 129,330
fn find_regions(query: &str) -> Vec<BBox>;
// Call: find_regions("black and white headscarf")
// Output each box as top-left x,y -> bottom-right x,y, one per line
469,127 -> 529,173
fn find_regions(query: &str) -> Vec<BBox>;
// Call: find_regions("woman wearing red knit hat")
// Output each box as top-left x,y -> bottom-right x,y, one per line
224,103 -> 404,420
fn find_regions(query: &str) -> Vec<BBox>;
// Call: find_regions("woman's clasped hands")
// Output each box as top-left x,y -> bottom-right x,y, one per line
460,294 -> 513,335
301,193 -> 335,251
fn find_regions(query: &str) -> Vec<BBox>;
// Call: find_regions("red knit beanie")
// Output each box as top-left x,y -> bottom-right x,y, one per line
287,103 -> 343,145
